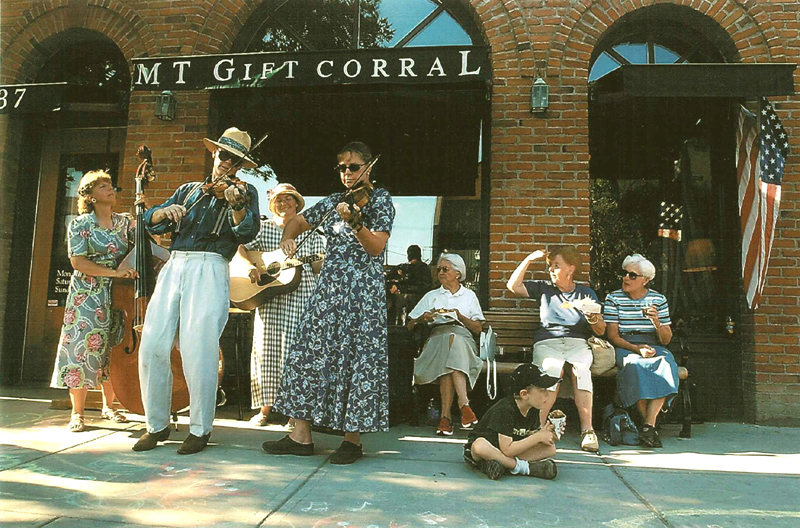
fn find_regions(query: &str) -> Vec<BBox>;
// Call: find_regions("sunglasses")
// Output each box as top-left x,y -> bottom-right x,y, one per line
437,266 -> 453,273
336,162 -> 366,173
621,271 -> 644,279
218,150 -> 243,163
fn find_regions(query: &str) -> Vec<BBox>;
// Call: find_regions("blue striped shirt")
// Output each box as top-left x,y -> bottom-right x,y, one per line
604,289 -> 671,334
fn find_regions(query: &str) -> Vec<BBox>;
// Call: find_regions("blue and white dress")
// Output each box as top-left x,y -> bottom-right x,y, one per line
604,289 -> 679,409
274,187 -> 395,432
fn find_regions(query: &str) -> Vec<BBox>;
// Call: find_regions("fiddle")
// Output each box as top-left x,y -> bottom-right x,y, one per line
202,175 -> 250,205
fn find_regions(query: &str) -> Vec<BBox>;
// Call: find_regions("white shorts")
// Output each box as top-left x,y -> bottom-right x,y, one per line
532,337 -> 593,393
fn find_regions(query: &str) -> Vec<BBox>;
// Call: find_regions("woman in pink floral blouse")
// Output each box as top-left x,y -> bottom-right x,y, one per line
50,170 -> 138,432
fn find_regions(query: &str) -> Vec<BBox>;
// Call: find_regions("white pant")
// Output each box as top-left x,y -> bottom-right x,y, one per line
138,251 -> 230,436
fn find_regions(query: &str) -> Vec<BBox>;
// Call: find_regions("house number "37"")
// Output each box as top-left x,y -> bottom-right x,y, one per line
0,88 -> 26,109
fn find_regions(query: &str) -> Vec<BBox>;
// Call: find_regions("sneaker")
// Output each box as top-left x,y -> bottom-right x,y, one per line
460,405 -> 478,429
640,425 -> 662,448
262,435 -> 314,456
480,459 -> 505,480
132,427 -> 170,452
249,412 -> 269,427
330,440 -> 363,465
580,430 -> 600,453
177,433 -> 211,455
436,416 -> 453,436
528,459 -> 558,480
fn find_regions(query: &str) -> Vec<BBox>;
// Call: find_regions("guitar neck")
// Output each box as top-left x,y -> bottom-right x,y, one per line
283,253 -> 324,270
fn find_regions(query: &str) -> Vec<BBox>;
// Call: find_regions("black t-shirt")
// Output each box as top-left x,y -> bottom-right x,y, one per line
467,396 -> 540,449
400,260 -> 432,296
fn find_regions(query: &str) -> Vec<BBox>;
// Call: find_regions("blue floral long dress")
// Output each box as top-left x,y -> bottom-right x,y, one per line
50,212 -> 132,389
274,187 -> 395,432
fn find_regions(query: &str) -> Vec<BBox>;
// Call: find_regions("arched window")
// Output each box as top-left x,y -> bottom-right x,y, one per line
237,0 -> 476,52
590,42 -> 685,82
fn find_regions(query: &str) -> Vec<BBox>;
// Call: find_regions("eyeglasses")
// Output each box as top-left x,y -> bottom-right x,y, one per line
437,266 -> 453,273
218,150 -> 243,163
336,162 -> 366,173
621,271 -> 644,279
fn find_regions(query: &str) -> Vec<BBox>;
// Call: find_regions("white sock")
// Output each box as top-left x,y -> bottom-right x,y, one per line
511,458 -> 530,476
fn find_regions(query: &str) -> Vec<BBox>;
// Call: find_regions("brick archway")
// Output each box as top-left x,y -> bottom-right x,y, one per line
1,2 -> 156,84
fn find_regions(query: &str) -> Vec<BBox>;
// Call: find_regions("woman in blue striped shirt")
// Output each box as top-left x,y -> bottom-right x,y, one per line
604,254 -> 679,448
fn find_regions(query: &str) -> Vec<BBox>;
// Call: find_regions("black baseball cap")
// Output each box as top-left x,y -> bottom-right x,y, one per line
510,364 -> 561,392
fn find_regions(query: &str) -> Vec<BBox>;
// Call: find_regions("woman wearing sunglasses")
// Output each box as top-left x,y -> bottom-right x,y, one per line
604,254 -> 678,448
507,245 -> 606,453
262,141 -> 395,465
406,253 -> 485,436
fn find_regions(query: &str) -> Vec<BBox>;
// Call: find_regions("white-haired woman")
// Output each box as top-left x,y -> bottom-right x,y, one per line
407,253 -> 485,436
604,254 -> 679,448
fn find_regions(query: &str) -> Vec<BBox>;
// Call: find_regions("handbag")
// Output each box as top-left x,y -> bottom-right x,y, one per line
588,336 -> 616,375
479,326 -> 498,400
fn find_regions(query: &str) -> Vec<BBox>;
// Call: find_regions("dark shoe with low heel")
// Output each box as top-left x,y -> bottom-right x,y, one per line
640,425 -> 662,448
330,440 -> 363,465
177,433 -> 211,455
132,427 -> 171,452
262,435 -> 314,456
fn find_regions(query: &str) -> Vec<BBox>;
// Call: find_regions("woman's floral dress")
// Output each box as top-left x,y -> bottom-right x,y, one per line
50,212 -> 132,389
274,187 -> 395,432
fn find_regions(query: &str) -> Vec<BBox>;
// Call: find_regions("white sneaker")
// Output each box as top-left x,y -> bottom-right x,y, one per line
580,430 -> 600,453
249,412 -> 269,426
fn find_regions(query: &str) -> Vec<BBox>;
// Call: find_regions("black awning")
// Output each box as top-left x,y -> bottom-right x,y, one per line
591,63 -> 796,102
0,82 -> 66,114
131,46 -> 490,91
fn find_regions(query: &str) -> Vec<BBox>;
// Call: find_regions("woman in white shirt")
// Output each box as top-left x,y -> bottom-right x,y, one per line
407,253 -> 485,436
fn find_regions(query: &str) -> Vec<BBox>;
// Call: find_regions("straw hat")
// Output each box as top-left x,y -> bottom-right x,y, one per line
203,127 -> 258,168
268,183 -> 305,216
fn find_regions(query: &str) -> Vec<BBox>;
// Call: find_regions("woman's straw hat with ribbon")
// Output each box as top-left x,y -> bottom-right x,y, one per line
203,127 -> 258,168
268,183 -> 305,216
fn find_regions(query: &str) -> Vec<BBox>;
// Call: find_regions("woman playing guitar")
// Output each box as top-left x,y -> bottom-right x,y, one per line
233,183 -> 324,426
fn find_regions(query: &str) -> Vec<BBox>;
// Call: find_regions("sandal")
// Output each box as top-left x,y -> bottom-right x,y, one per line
101,407 -> 129,423
68,413 -> 85,432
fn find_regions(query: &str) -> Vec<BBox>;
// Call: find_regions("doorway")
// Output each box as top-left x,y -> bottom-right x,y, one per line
21,128 -> 127,381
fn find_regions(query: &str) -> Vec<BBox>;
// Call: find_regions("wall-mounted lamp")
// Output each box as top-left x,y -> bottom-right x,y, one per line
530,77 -> 549,114
155,90 -> 177,121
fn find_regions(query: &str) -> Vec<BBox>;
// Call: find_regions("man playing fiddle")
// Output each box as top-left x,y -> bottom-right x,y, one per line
132,127 -> 260,455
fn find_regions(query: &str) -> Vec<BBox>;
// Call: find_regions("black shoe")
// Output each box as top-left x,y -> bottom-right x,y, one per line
528,459 -> 558,480
177,433 -> 211,455
480,460 -> 505,480
262,435 -> 314,456
330,440 -> 363,465
640,425 -> 662,448
132,427 -> 171,452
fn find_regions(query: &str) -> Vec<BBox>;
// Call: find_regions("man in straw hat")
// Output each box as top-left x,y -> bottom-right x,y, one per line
132,127 -> 260,455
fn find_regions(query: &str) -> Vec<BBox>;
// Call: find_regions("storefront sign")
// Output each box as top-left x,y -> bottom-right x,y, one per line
0,82 -> 65,114
132,46 -> 490,90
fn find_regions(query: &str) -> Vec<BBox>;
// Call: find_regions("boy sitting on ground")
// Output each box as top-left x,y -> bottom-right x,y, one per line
463,364 -> 561,480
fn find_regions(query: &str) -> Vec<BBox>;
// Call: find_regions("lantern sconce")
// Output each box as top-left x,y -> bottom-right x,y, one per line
155,90 -> 177,121
530,77 -> 549,114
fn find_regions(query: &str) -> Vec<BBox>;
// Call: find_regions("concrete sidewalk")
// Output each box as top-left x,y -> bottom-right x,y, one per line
1,392 -> 799,528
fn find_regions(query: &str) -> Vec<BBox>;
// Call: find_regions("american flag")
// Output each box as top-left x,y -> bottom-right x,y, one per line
736,98 -> 788,309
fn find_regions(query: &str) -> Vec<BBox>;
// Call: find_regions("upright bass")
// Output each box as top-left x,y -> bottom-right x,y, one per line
109,146 -> 190,414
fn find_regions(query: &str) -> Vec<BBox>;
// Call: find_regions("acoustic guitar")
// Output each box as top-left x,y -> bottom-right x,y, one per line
229,247 -> 324,310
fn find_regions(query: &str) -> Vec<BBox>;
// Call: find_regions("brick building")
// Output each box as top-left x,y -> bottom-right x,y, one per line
1,0 -> 797,424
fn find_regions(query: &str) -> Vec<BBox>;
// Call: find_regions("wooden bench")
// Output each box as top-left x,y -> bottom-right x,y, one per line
481,310 -> 693,438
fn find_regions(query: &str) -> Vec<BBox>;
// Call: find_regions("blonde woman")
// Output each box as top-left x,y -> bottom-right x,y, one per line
50,170 -> 137,432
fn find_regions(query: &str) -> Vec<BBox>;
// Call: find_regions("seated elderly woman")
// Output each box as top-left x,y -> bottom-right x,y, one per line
407,253 -> 485,436
507,246 -> 606,453
604,253 -> 679,448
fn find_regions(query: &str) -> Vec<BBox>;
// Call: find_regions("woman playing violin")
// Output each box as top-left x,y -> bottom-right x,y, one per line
263,141 -> 395,465
50,170 -> 137,432
234,183 -> 325,426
